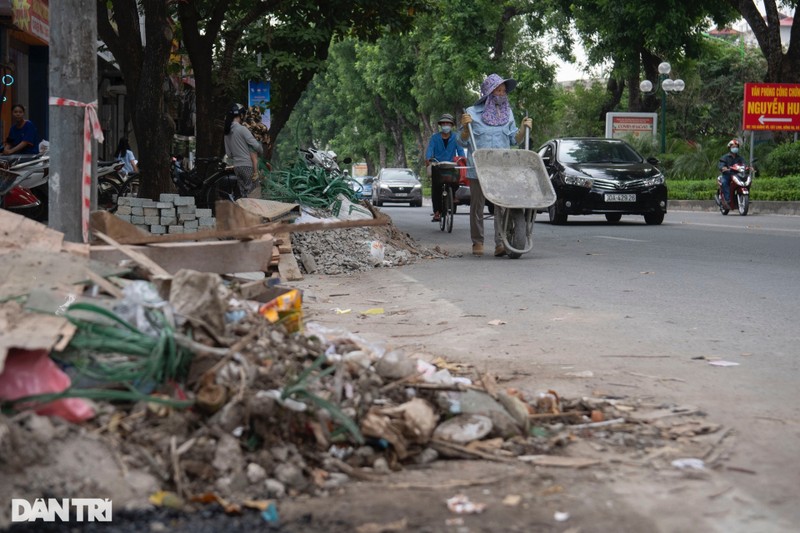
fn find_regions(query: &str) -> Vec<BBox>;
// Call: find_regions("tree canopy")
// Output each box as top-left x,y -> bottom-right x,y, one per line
98,0 -> 800,197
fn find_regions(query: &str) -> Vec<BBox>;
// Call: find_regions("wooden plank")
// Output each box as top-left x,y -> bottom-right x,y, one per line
90,210 -> 149,242
91,237 -> 274,275
0,249 -> 126,302
94,231 -> 172,278
275,232 -> 292,254
0,208 -> 64,253
278,251 -> 303,281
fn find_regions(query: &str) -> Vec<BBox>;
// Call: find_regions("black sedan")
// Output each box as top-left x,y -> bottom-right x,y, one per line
537,138 -> 668,225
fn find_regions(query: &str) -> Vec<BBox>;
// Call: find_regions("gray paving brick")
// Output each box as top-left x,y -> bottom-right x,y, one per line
174,196 -> 195,206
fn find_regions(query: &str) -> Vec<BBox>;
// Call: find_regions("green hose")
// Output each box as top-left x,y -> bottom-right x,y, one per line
264,154 -> 361,208
1,302 -> 196,412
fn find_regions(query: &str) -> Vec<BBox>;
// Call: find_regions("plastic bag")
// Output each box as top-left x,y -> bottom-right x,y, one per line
0,349 -> 94,422
369,241 -> 385,265
258,288 -> 303,333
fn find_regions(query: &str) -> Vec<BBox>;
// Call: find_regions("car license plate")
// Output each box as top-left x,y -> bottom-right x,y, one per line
395,193 -> 408,197
605,193 -> 636,202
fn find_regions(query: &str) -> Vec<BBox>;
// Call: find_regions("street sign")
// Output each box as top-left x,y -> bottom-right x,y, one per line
742,83 -> 800,131
605,112 -> 658,139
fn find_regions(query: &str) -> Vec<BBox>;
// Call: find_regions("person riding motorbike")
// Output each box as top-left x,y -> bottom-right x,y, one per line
718,139 -> 745,211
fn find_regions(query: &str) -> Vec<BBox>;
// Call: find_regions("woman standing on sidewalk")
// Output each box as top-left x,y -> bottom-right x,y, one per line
224,103 -> 263,198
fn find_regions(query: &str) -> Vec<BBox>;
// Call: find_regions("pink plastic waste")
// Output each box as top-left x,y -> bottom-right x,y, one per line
0,349 -> 94,422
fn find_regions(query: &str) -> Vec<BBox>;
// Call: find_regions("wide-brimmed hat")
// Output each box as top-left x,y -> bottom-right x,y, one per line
437,113 -> 455,125
475,73 -> 517,106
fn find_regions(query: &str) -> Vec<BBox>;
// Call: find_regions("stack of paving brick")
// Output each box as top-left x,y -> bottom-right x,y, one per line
114,194 -> 215,234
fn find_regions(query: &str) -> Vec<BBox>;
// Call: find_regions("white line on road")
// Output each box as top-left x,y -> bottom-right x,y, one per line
679,221 -> 800,234
595,236 -> 648,242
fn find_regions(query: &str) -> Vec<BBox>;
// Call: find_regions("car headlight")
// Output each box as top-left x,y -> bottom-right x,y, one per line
563,173 -> 593,188
413,184 -> 422,190
642,175 -> 665,187
380,183 -> 391,190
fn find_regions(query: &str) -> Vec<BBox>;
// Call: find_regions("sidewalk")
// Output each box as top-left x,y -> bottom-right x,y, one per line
669,200 -> 800,215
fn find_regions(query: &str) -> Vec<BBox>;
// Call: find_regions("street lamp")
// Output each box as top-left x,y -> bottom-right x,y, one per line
639,62 -> 685,153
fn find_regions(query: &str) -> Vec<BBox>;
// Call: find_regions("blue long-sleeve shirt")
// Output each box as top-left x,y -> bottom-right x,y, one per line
456,104 -> 519,180
425,132 -> 464,163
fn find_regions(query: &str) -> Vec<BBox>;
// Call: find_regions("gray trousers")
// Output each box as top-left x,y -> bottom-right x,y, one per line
234,166 -> 257,198
469,178 -> 503,247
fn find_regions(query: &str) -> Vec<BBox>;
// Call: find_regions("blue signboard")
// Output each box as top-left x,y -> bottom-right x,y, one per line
248,80 -> 271,129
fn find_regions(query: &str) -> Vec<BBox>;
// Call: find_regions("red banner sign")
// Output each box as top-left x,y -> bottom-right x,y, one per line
742,83 -> 800,131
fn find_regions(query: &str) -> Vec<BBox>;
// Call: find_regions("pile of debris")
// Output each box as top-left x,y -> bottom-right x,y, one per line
290,208 -> 447,275
0,207 -> 729,527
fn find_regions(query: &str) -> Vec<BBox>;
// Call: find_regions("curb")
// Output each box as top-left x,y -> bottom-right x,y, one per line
669,200 -> 800,216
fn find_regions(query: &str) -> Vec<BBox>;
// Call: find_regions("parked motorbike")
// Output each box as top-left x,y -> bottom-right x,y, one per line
301,147 -> 351,177
170,156 -> 239,212
97,160 -> 134,211
0,166 -> 44,221
715,162 -> 754,216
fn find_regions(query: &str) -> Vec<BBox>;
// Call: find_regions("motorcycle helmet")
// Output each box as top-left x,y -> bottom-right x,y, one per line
229,103 -> 247,118
727,139 -> 740,148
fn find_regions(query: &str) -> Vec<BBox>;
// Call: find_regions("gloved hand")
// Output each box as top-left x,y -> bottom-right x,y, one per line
460,114 -> 472,141
515,116 -> 532,145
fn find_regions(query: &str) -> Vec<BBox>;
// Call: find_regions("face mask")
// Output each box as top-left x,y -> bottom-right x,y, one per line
440,125 -> 452,134
493,95 -> 509,106
731,147 -> 739,154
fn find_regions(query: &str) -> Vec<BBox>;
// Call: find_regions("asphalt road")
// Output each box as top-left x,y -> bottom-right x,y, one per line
365,202 -> 800,531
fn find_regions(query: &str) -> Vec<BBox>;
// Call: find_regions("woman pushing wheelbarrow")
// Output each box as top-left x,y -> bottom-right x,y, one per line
457,73 -> 555,259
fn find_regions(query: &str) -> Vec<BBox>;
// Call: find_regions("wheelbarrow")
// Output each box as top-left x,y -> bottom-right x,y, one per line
467,122 -> 556,258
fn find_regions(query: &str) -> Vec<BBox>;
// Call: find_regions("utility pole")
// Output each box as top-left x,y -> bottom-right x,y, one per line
49,0 -> 99,242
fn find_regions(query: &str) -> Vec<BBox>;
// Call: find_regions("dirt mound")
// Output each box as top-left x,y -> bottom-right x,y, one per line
291,208 -> 447,275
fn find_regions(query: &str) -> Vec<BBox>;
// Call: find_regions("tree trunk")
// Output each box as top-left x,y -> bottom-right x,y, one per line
732,0 -> 799,83
97,0 -> 174,200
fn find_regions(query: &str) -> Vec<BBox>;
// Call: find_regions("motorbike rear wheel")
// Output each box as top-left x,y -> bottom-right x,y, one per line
715,192 -> 729,215
737,192 -> 749,216
97,177 -> 121,211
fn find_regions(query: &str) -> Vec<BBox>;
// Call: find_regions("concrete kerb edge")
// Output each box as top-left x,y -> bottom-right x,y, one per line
668,200 -> 800,216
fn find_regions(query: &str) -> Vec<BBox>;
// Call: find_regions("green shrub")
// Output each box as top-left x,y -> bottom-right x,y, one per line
667,176 -> 800,200
764,142 -> 800,177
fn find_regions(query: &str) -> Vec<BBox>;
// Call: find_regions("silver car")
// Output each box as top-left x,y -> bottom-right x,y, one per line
372,168 -> 423,207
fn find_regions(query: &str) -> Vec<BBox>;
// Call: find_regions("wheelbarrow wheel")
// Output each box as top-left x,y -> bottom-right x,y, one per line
505,209 -> 527,259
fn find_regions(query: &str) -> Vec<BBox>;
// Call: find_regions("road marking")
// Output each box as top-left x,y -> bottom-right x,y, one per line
680,221 -> 800,234
595,236 -> 647,242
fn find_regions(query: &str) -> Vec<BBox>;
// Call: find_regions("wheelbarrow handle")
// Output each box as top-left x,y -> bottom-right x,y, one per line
524,109 -> 530,151
465,111 -> 478,151
465,109 -> 531,151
